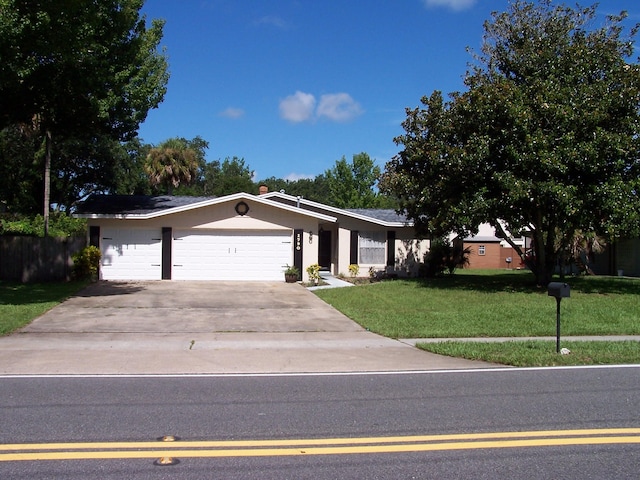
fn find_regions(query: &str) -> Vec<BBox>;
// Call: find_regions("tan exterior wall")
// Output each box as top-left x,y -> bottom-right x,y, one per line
332,222 -> 423,277
394,233 -> 427,276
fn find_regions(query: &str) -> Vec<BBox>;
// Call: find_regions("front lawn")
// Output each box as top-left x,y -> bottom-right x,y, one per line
0,281 -> 88,335
314,270 -> 640,338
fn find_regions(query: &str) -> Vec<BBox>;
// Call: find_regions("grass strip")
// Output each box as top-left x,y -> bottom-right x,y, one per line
416,340 -> 640,367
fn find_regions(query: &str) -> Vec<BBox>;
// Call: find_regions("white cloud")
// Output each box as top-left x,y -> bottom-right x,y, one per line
422,0 -> 476,11
317,93 -> 363,122
219,107 -> 245,119
285,172 -> 315,181
279,91 -> 316,123
254,15 -> 288,29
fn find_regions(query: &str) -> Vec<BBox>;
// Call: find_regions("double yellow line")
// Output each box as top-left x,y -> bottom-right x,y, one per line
2,428 -> 639,462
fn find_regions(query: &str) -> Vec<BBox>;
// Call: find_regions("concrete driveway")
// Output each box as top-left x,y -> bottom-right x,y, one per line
0,281 -> 491,375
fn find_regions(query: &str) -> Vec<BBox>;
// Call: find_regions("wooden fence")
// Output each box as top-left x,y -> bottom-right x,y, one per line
0,236 -> 86,282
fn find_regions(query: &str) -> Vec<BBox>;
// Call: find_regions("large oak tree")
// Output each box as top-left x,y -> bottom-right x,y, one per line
0,0 -> 169,233
382,1 -> 640,285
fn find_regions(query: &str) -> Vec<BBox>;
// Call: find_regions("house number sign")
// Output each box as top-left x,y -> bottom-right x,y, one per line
295,232 -> 302,251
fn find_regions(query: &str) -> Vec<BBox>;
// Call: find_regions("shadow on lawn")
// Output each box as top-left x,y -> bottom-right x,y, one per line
413,271 -> 639,296
0,280 -> 88,306
0,280 -> 146,306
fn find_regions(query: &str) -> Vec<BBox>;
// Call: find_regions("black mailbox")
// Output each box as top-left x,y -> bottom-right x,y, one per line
547,282 -> 570,298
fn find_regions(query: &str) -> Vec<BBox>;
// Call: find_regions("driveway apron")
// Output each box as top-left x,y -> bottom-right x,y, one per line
0,281 -> 492,374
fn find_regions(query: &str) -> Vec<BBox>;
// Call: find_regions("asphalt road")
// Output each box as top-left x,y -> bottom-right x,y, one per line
1,366 -> 639,479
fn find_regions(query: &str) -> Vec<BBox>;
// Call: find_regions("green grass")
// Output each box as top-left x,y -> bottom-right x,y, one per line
0,281 -> 88,335
314,270 -> 640,338
315,271 -> 640,366
417,340 -> 640,367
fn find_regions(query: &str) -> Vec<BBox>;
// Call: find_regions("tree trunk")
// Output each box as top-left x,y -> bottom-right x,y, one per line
43,129 -> 52,237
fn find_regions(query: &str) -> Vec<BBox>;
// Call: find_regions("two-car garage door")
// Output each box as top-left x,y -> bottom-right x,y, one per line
172,230 -> 292,281
100,228 -> 293,281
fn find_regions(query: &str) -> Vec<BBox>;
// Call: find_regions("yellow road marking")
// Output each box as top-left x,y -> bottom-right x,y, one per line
1,428 -> 639,462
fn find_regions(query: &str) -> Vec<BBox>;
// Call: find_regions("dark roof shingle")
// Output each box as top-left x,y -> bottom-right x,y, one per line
345,208 -> 408,223
76,194 -> 213,215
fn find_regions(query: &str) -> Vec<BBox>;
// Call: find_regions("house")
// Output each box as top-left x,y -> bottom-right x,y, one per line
453,223 -> 528,270
75,190 -> 425,282
590,237 -> 640,277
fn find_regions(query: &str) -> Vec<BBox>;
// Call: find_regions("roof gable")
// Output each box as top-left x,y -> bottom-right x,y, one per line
75,193 -> 337,222
261,192 -> 411,227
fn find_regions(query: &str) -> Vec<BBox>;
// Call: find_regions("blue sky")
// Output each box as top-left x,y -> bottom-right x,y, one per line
138,0 -> 640,181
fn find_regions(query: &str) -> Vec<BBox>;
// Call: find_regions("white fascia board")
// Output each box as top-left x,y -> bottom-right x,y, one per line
261,191 -> 412,228
76,192 -> 337,223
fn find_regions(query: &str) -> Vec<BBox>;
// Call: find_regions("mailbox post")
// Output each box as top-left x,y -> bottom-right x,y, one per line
547,282 -> 570,353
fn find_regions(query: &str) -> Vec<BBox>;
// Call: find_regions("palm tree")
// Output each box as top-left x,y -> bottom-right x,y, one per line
569,230 -> 606,275
144,138 -> 198,195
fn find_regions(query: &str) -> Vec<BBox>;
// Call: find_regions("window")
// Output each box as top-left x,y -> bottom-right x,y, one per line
359,231 -> 386,264
478,245 -> 486,256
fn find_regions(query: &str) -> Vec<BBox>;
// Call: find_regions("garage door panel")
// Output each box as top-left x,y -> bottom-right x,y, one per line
100,228 -> 162,280
172,230 -> 292,281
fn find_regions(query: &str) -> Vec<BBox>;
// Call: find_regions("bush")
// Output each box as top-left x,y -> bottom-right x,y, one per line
72,245 -> 101,280
348,264 -> 360,277
421,238 -> 471,277
0,213 -> 87,237
306,263 -> 321,283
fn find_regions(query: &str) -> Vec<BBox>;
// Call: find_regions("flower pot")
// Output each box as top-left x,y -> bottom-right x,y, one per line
284,273 -> 298,283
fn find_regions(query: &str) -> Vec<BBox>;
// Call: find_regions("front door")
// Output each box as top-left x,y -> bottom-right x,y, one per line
318,229 -> 332,270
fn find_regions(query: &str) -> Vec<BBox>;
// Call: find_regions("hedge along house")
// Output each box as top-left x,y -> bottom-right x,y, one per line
75,191 -> 424,282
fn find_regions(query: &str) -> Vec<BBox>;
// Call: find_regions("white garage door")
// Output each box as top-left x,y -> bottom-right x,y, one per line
100,228 -> 162,280
172,230 -> 293,281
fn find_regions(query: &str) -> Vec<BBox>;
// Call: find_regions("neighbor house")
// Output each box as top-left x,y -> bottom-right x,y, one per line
452,223 -> 528,270
590,237 -> 640,277
75,190 -> 426,282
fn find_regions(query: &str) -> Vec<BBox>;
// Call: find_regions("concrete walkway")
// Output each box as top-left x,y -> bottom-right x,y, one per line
307,271 -> 354,290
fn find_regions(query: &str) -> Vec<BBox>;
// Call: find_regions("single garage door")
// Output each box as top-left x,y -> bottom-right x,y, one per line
100,228 -> 162,280
172,230 -> 292,281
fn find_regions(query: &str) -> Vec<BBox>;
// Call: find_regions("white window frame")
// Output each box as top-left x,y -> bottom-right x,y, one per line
478,245 -> 486,256
359,231 -> 386,264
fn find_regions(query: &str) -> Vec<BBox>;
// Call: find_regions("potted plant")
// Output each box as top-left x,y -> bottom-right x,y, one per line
284,265 -> 300,283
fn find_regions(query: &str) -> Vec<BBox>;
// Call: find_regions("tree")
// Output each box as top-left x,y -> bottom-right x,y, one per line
325,153 -> 389,208
145,138 -> 203,195
0,125 -> 41,214
382,1 -> 640,286
0,0 -> 169,233
113,137 -> 154,196
204,157 -> 255,196
256,174 -> 330,203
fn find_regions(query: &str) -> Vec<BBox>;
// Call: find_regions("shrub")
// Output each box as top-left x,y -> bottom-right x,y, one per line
421,238 -> 471,277
348,264 -> 360,277
0,213 -> 86,237
72,245 -> 101,280
306,263 -> 321,283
